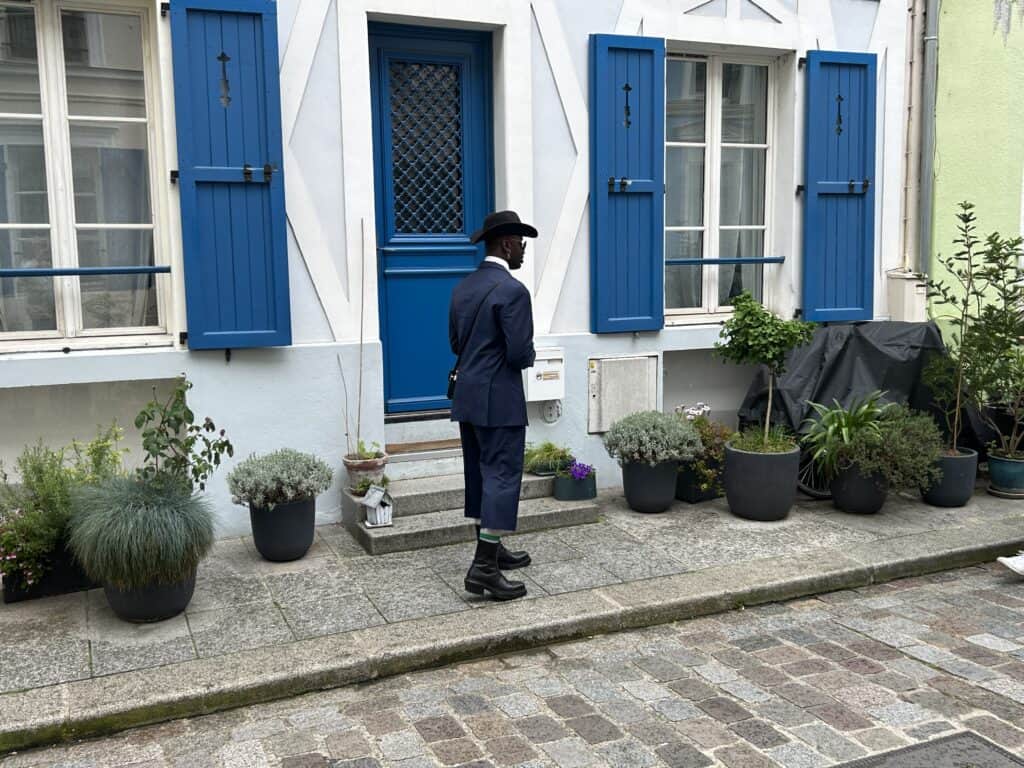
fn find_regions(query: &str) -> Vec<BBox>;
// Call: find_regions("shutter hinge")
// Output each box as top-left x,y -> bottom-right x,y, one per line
796,184 -> 804,196
798,56 -> 807,70
170,169 -> 179,184
793,308 -> 803,319
160,2 -> 170,17
179,331 -> 188,345
263,163 -> 273,182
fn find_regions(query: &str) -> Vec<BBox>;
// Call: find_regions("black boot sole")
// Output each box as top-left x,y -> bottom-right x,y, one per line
464,579 -> 527,601
498,554 -> 532,570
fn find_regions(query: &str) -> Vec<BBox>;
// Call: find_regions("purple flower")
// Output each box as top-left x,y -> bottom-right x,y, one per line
568,460 -> 594,481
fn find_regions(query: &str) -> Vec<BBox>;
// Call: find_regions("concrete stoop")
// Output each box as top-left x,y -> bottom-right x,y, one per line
341,473 -> 600,555
3,517 -> 1024,754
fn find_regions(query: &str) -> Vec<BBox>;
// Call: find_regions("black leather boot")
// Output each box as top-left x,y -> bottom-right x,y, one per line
476,525 -> 532,569
465,538 -> 527,600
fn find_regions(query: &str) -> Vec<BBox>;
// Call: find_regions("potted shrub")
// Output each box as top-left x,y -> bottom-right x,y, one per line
553,460 -> 597,501
69,379 -> 232,622
603,411 -> 701,513
714,292 -> 814,521
921,204 -> 989,506
0,427 -> 124,603
964,228 -> 1024,497
804,395 -> 943,514
343,440 -> 388,490
228,449 -> 334,561
524,442 -> 574,476
675,404 -> 730,504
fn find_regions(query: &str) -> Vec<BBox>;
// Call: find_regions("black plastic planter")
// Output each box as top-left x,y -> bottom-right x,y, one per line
922,449 -> 978,507
830,465 -> 888,515
104,568 -> 197,623
1,546 -> 97,604
621,461 -> 678,513
676,460 -> 722,504
250,497 -> 316,561
553,474 -> 597,501
724,443 -> 799,521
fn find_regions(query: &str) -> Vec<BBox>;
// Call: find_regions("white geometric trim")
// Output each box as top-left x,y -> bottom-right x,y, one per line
532,0 -> 589,333
279,0 -> 350,340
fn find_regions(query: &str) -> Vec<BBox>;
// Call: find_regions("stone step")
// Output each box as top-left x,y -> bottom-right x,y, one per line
385,451 -> 464,481
341,473 -> 555,527
386,473 -> 554,518
350,497 -> 601,555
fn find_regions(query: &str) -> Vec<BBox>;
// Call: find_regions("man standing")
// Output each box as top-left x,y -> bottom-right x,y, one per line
449,211 -> 538,601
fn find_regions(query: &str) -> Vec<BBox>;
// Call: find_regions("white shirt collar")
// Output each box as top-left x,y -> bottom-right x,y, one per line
484,256 -> 510,272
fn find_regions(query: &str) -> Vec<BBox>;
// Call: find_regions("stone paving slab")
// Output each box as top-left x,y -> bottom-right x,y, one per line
1,489 -> 1023,754
8,564 -> 1024,766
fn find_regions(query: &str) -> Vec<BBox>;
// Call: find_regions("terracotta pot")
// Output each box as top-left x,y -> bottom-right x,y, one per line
343,453 -> 389,489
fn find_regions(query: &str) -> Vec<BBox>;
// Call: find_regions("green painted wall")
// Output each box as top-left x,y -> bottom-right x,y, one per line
931,0 -> 1023,273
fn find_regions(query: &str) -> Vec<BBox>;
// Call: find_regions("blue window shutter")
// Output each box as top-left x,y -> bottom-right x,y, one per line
590,34 -> 665,334
170,0 -> 291,349
802,51 -> 877,323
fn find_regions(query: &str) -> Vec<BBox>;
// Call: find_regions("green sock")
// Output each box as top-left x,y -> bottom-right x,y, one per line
479,531 -> 501,544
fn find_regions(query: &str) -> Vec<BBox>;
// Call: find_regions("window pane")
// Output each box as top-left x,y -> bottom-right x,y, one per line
719,148 -> 766,226
0,6 -> 42,113
722,64 -> 767,143
77,229 -> 158,329
62,12 -> 146,118
0,120 -> 48,223
718,229 -> 764,305
666,59 -> 706,142
665,231 -> 702,310
666,147 -> 704,227
0,230 -> 56,332
70,123 -> 151,223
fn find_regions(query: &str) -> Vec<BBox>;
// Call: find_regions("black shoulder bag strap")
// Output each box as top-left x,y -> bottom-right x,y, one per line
448,280 -> 502,400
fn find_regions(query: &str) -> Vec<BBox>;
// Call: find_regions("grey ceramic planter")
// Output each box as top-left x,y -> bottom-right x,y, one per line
250,497 -> 317,561
724,443 -> 800,521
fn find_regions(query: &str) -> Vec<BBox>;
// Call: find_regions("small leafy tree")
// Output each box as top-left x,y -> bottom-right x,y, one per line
714,293 -> 814,449
134,378 -> 233,491
925,203 -> 987,452
969,230 -> 1024,457
926,203 -> 1024,458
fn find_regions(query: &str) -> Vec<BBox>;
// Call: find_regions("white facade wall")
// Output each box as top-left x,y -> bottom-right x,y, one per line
0,0 -> 907,537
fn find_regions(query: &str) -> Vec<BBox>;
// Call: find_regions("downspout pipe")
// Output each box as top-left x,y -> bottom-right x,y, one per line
917,0 -> 940,276
902,0 -> 925,271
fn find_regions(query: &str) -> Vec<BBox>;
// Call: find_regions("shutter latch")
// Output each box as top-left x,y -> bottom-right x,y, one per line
862,177 -> 870,191
243,163 -> 253,182
263,163 -> 274,182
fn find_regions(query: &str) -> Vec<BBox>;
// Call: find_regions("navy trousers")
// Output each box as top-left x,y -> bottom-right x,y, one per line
460,422 -> 526,532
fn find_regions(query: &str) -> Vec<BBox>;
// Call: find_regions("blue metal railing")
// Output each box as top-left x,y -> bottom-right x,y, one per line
0,266 -> 171,278
665,256 -> 785,267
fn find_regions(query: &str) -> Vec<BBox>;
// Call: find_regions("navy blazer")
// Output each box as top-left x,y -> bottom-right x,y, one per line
449,262 -> 536,427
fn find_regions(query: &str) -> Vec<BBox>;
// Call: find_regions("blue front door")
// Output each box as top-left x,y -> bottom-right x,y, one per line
370,24 -> 493,414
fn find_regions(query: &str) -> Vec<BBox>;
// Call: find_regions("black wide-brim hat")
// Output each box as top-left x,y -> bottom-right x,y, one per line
470,210 -> 539,244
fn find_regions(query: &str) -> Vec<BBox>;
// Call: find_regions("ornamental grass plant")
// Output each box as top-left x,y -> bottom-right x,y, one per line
603,411 -> 702,466
228,449 -> 333,510
68,477 -> 214,590
68,378 -> 231,594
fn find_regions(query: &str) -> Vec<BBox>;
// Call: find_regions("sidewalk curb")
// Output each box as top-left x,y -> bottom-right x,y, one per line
2,518 -> 1023,755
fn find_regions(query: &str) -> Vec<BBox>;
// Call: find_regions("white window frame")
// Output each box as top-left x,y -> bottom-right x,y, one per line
664,52 -> 776,322
0,0 -> 173,353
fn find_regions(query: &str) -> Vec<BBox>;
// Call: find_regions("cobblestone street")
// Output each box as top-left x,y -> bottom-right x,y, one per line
6,562 -> 1024,768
